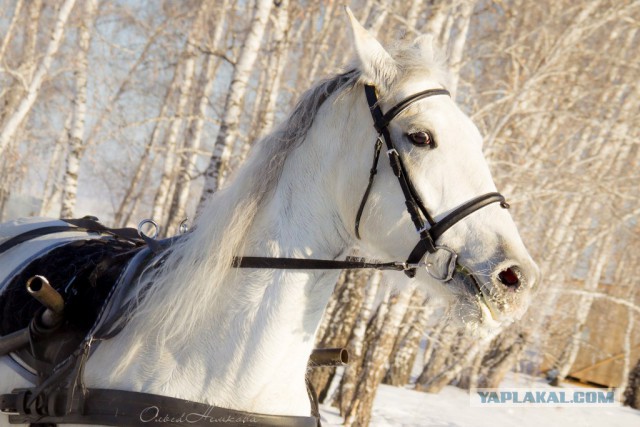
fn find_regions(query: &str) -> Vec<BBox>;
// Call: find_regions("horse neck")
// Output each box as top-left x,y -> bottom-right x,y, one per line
85,102 -> 355,416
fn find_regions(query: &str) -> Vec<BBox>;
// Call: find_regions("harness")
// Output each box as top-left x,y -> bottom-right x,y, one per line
1,83 -> 508,426
0,219 -> 320,427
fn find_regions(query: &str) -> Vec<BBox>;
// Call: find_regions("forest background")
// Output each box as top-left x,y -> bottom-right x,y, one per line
0,1 -> 638,425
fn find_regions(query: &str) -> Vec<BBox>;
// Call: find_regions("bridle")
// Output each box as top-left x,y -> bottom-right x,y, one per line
354,84 -> 509,278
234,84 -> 509,281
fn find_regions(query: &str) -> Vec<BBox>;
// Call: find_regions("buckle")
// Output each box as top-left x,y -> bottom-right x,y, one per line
393,261 -> 426,271
399,246 -> 458,282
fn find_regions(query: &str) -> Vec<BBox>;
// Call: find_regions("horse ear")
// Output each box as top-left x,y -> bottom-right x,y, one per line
345,6 -> 397,93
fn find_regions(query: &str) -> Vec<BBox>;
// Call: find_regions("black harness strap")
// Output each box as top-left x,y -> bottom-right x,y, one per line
233,256 -> 406,271
362,85 -> 434,238
0,218 -> 143,257
61,218 -> 142,242
405,192 -> 506,265
3,388 -> 318,427
0,226 -> 87,255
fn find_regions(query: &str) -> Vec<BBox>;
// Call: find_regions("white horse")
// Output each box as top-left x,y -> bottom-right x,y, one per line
0,10 -> 539,426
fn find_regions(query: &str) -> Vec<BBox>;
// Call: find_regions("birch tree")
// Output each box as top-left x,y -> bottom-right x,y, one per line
342,289 -> 413,427
60,0 -> 98,218
383,290 -> 432,386
334,272 -> 381,411
151,1 -> 210,227
308,269 -> 370,401
0,0 -> 76,157
199,0 -> 273,206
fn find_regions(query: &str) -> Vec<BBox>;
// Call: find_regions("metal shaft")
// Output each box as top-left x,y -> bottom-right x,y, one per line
26,275 -> 64,327
309,348 -> 349,367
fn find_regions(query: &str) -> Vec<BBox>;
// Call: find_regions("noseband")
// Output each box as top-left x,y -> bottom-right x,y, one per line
355,85 -> 508,277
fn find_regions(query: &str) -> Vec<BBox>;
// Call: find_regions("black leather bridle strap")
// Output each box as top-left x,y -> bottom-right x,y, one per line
405,192 -> 506,265
354,137 -> 382,239
0,226 -> 87,255
428,192 -> 507,242
233,256 -> 406,271
361,85 -> 446,239
379,89 -> 451,132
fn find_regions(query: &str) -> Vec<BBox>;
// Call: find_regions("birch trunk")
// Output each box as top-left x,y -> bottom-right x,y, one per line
383,291 -> 432,386
0,0 -> 43,219
165,49 -> 221,234
335,271 -> 381,411
342,289 -> 412,427
239,0 -> 290,161
459,326 -> 527,389
255,0 -> 289,139
199,0 -> 273,208
447,1 -> 475,97
0,0 -> 23,63
60,0 -> 98,218
0,0 -> 76,157
40,114 -> 72,216
151,1 -> 209,227
307,270 -> 370,402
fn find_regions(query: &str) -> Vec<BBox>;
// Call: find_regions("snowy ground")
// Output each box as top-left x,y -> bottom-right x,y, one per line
319,374 -> 640,426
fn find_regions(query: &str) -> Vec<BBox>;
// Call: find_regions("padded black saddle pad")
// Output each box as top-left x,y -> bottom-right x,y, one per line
0,238 -> 140,337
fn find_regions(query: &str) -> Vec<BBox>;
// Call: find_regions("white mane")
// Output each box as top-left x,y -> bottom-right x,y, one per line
128,36 -> 455,346
130,70 -> 361,345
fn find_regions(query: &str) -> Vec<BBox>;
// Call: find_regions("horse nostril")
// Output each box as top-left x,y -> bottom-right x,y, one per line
498,267 -> 520,289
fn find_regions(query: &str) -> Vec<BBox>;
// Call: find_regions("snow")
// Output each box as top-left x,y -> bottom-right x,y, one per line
319,374 -> 640,426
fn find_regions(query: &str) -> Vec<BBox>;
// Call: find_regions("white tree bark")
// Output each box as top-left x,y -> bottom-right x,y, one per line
0,0 -> 24,63
384,291 -> 432,386
165,49 -> 220,234
151,1 -> 210,226
0,0 -> 76,157
40,114 -> 72,216
114,65 -> 182,226
337,272 -> 381,411
447,1 -> 476,97
259,0 -> 290,135
239,0 -> 290,161
60,0 -> 98,218
199,0 -> 273,208
343,288 -> 412,427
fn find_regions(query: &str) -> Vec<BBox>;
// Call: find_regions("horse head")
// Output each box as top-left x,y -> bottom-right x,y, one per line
337,9 -> 540,332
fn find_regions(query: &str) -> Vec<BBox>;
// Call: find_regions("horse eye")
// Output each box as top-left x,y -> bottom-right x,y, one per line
407,131 -> 434,147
